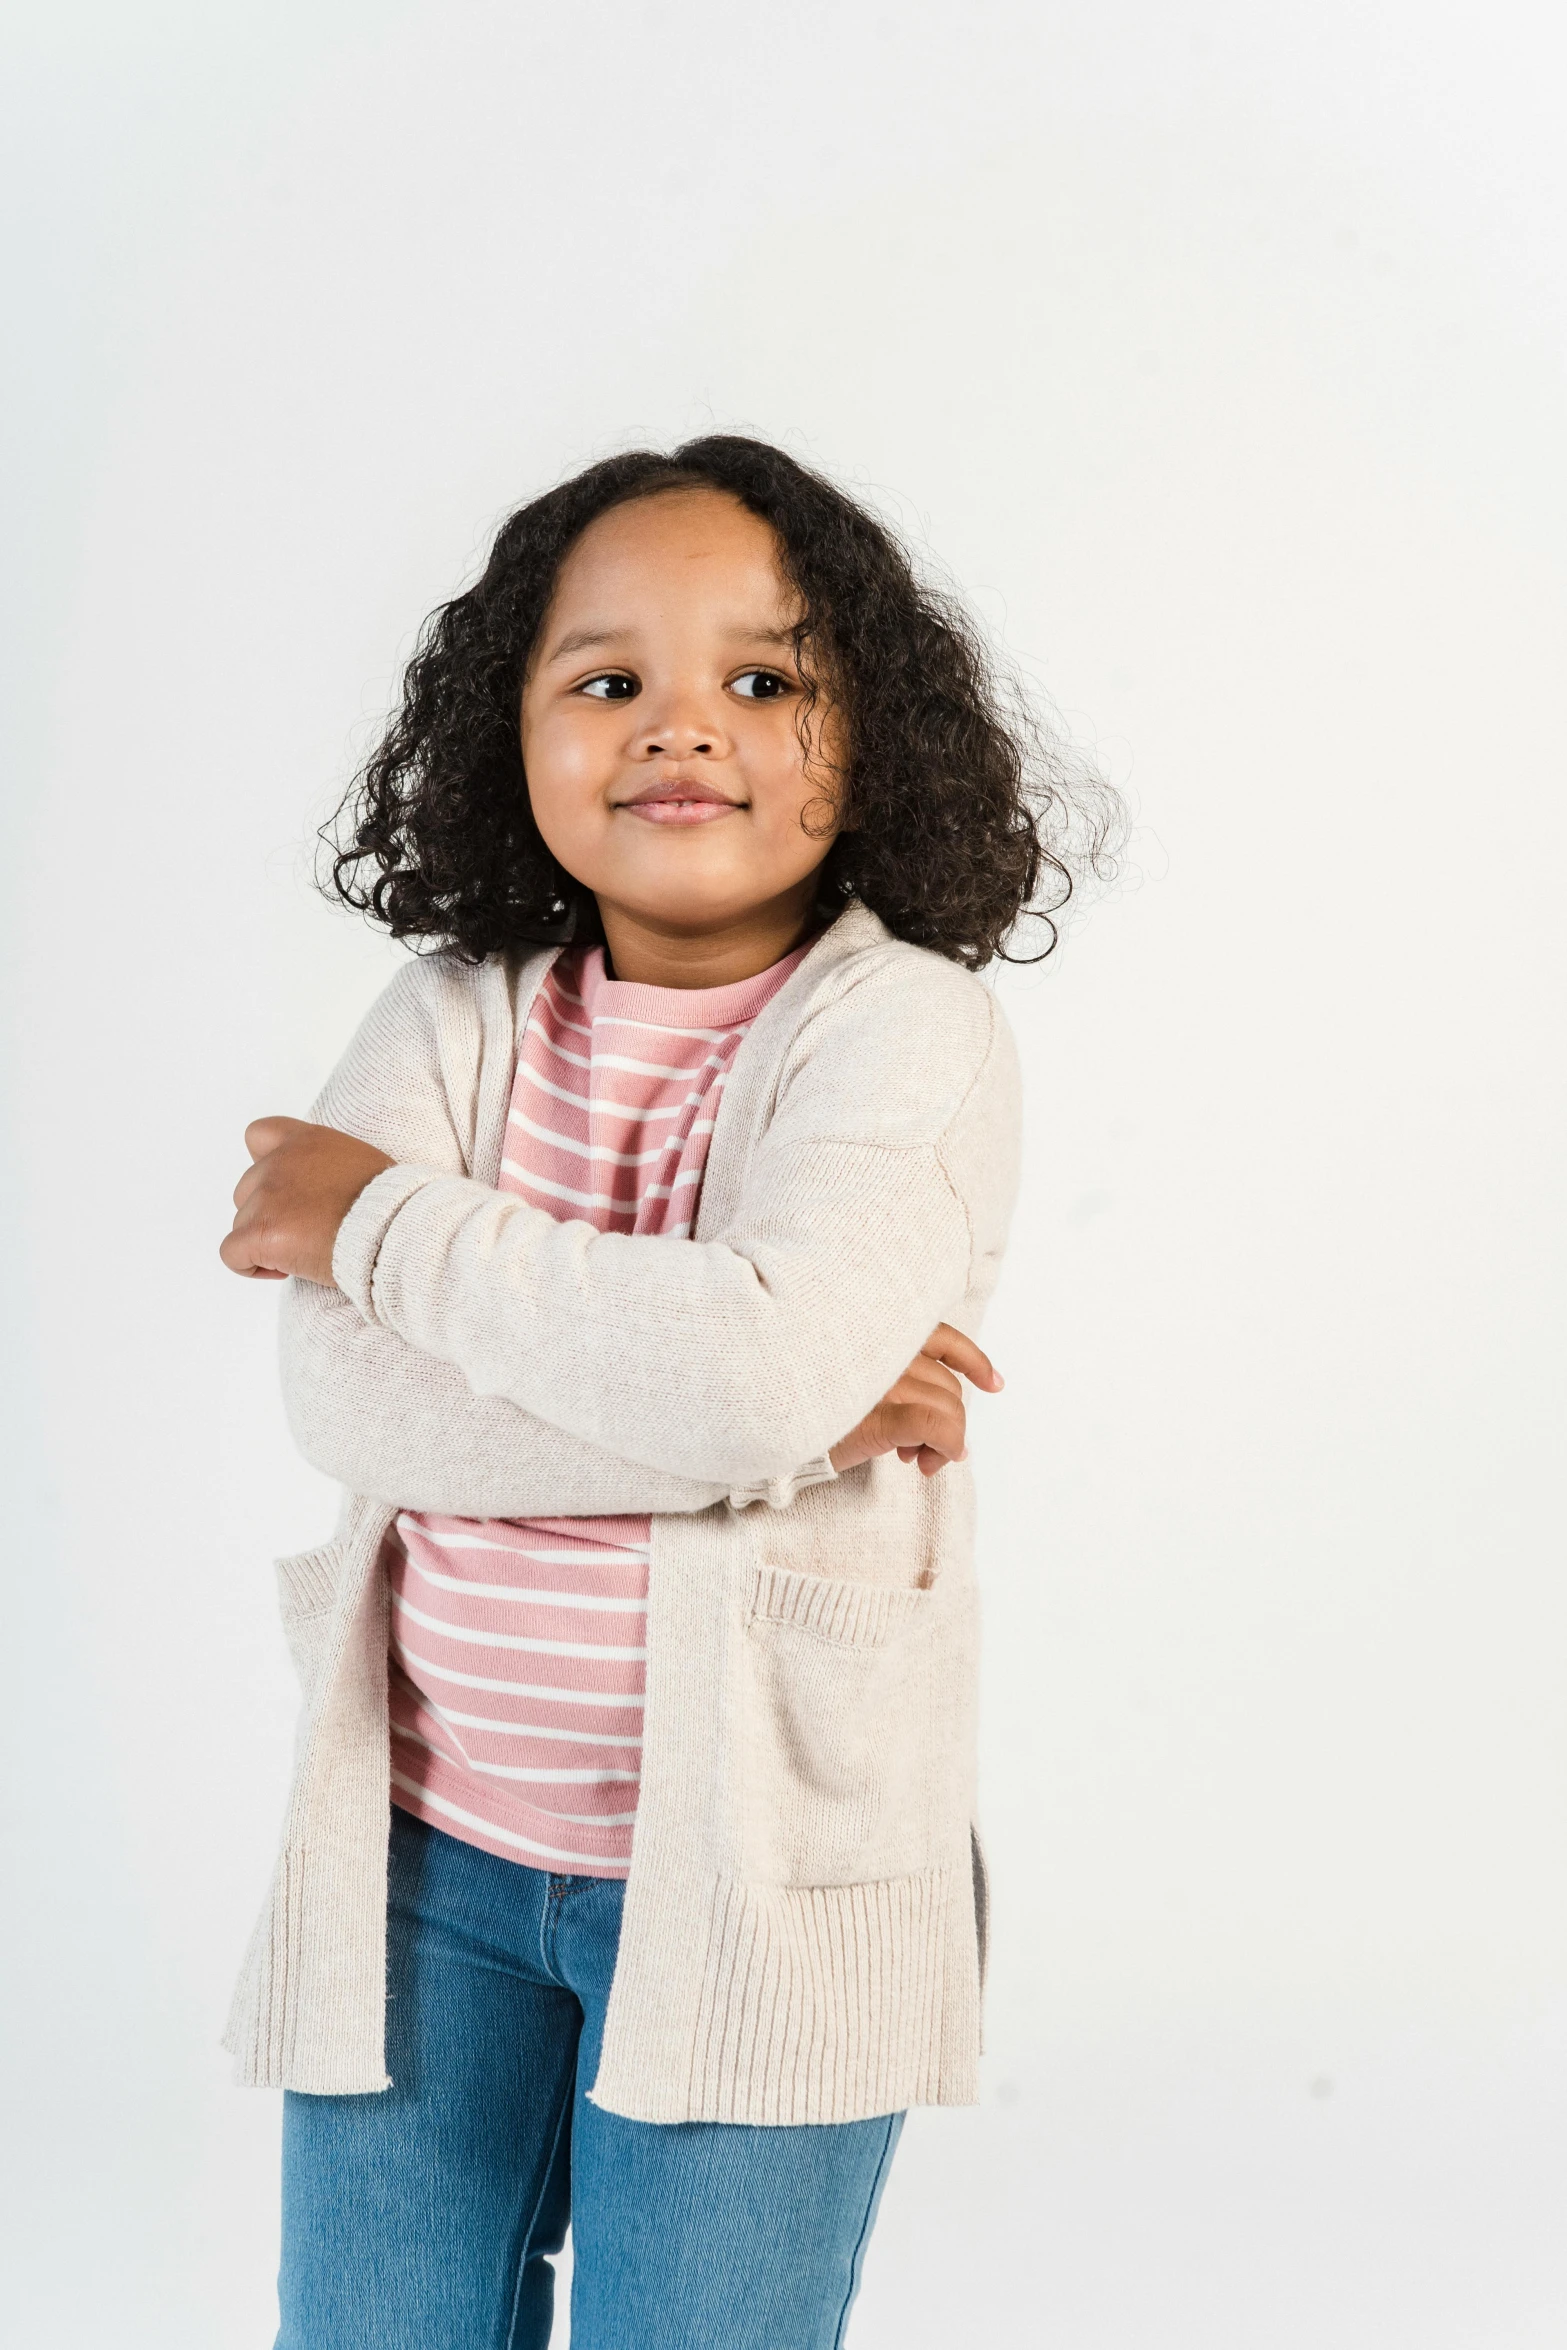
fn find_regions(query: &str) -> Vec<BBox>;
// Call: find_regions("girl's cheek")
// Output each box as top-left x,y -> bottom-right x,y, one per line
525,723 -> 612,832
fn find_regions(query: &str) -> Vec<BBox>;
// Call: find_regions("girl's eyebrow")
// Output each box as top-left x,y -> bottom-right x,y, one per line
546,627 -> 621,662
544,621 -> 799,667
733,625 -> 798,650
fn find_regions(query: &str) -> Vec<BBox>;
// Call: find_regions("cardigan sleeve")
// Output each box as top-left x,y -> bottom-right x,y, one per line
279,1276 -> 834,1516
332,962 -> 1021,1490
286,952 -> 832,1514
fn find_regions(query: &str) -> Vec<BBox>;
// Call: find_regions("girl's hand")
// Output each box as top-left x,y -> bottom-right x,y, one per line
828,1324 -> 1002,1479
220,1118 -> 394,1285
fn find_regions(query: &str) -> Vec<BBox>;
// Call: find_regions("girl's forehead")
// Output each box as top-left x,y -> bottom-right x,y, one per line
553,488 -> 790,608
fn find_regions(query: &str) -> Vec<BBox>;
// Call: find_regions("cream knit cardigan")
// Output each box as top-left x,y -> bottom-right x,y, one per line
225,903 -> 1021,2124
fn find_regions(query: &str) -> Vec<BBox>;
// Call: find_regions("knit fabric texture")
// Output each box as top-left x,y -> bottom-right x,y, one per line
225,903 -> 1021,2124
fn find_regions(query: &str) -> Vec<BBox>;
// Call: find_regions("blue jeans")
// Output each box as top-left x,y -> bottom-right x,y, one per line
277,1809 -> 904,2348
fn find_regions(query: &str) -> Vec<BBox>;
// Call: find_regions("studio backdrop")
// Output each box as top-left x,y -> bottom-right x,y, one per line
3,2 -> 1564,2343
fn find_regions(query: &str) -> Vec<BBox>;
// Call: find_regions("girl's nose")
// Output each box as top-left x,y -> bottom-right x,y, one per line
632,694 -> 730,761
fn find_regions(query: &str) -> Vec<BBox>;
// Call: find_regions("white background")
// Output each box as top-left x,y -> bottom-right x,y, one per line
3,3 -> 1565,2342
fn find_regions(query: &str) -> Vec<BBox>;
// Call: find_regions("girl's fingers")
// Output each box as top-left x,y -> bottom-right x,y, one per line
220,1210 -> 292,1279
232,1158 -> 267,1210
919,1323 -> 1003,1392
219,1224 -> 257,1274
223,1120 -> 390,1288
833,1333 -> 997,1477
895,1389 -> 967,1463
243,1113 -> 306,1160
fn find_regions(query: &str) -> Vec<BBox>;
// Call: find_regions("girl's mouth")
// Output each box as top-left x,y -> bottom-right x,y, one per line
617,782 -> 744,826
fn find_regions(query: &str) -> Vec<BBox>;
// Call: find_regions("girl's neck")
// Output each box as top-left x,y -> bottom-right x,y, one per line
595,881 -> 822,990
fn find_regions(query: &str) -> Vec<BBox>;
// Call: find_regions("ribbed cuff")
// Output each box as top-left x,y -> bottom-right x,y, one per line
726,1456 -> 837,1512
332,1163 -> 439,1321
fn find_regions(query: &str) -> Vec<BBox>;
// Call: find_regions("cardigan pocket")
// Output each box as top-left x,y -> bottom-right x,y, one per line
742,1565 -> 934,1887
275,1543 -> 343,1704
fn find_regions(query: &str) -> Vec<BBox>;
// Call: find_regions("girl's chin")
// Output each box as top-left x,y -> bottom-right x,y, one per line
591,877 -> 799,931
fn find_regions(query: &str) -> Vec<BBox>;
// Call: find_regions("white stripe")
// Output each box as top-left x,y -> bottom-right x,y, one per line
499,1165 -> 639,1214
590,1012 -> 750,1045
536,1006 -> 595,1040
525,1028 -> 595,1072
501,1164 -> 693,1213
392,1713 -> 471,1771
393,1724 -> 637,1785
530,1029 -> 732,1082
516,1062 -> 720,1122
393,1651 -> 644,1704
533,1807 -> 640,1825
403,1557 -> 648,1611
400,1523 -> 650,1564
588,1048 -> 732,1079
394,1594 -> 646,1661
391,1772 -> 626,1866
413,1704 -> 642,1748
506,1109 -> 685,1169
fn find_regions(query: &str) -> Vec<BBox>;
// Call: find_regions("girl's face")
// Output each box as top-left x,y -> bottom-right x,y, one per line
520,488 -> 843,953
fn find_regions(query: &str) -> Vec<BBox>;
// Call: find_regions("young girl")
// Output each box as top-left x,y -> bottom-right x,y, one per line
222,436 -> 1102,2348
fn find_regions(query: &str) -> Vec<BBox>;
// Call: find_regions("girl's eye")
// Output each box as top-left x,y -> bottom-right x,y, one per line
578,673 -> 639,701
729,668 -> 792,701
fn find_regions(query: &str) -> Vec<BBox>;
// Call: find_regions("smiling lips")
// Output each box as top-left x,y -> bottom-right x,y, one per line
617,776 -> 744,826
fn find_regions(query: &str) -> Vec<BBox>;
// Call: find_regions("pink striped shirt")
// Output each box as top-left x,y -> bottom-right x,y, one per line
386,938 -> 810,1876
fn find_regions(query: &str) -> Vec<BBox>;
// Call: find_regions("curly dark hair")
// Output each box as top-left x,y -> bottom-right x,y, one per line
327,435 -> 1119,969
